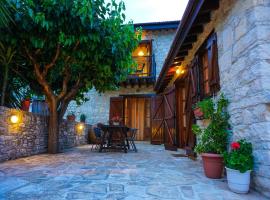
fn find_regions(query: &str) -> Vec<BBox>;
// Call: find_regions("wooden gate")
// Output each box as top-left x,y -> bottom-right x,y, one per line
175,80 -> 187,148
163,87 -> 177,151
109,97 -> 124,121
150,95 -> 164,144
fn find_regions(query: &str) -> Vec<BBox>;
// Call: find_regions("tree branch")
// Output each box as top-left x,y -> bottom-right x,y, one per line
57,67 -> 71,102
42,43 -> 60,76
24,44 -> 55,101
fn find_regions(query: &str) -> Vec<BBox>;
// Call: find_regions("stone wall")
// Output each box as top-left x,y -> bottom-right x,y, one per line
169,0 -> 270,197
0,106 -> 89,162
67,86 -> 154,125
67,29 -> 176,125
142,29 -> 176,77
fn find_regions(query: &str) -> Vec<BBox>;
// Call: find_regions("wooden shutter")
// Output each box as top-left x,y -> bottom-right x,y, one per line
190,55 -> 201,103
109,97 -> 124,121
208,33 -> 220,94
163,87 -> 177,151
184,70 -> 196,156
150,95 -> 164,144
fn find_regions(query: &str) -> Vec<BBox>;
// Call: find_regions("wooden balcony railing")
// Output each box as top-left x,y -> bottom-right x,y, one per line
121,55 -> 156,87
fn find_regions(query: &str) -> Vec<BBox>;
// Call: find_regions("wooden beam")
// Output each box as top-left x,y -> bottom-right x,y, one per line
183,35 -> 197,44
189,25 -> 204,35
181,44 -> 193,50
201,0 -> 219,13
193,13 -> 211,25
177,50 -> 188,57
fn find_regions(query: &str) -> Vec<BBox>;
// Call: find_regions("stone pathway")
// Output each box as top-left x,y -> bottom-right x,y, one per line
0,142 -> 267,200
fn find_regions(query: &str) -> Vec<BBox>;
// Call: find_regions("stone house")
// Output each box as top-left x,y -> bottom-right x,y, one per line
67,21 -> 179,141
154,0 -> 270,197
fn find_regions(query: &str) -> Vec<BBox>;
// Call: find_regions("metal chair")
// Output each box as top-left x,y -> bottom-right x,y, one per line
127,128 -> 138,152
91,127 -> 104,151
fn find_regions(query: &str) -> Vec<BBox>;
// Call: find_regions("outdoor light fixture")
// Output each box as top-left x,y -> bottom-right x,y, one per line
10,115 -> 19,124
138,51 -> 144,56
77,123 -> 84,131
176,66 -> 186,76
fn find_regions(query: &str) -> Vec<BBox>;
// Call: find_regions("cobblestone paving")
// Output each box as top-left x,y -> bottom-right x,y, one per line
0,142 -> 267,200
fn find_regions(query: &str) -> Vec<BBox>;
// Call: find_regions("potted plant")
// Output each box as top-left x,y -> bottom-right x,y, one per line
80,114 -> 87,123
21,95 -> 31,111
193,98 -> 213,120
224,139 -> 254,193
192,94 -> 229,179
67,111 -> 76,121
111,115 -> 122,125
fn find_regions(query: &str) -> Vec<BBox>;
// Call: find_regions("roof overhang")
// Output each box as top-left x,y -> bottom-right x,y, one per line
134,20 -> 180,31
154,0 -> 220,93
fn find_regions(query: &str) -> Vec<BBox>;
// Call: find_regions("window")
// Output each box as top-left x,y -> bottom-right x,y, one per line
131,40 -> 152,77
198,32 -> 220,98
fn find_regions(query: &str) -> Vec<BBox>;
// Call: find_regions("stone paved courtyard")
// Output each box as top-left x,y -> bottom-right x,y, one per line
0,142 -> 267,200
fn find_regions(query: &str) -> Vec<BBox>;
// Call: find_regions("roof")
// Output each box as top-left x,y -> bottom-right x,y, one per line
154,0 -> 220,92
134,20 -> 180,30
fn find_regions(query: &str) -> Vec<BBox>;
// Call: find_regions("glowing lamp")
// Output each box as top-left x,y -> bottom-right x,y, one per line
77,123 -> 84,131
10,115 -> 19,124
175,66 -> 186,76
176,68 -> 181,75
138,51 -> 144,56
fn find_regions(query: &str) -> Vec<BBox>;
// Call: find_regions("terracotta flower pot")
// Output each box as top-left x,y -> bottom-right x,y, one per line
201,153 -> 224,179
21,99 -> 31,111
193,107 -> 204,119
67,115 -> 76,121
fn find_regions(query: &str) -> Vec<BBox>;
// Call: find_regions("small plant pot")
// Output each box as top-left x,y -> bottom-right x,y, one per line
67,115 -> 76,121
193,107 -> 204,119
226,167 -> 251,194
21,99 -> 31,111
201,153 -> 224,179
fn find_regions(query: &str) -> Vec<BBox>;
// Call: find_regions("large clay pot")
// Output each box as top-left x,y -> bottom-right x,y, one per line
226,167 -> 251,194
193,107 -> 204,119
21,99 -> 31,111
201,153 -> 224,179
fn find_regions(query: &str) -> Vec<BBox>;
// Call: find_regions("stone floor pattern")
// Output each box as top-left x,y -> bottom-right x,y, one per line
0,142 -> 267,200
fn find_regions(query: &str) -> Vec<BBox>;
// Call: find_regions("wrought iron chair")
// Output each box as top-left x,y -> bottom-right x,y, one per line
126,128 -> 138,152
91,127 -> 104,151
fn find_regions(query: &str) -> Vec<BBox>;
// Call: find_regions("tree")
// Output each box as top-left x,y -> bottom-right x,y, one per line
0,0 -> 14,27
1,0 -> 140,153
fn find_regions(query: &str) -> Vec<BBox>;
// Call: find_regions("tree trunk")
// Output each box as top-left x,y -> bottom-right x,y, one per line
0,64 -> 9,106
48,101 -> 59,154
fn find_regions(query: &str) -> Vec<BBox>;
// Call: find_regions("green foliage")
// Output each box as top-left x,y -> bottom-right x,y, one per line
192,94 -> 230,154
0,0 -> 14,27
195,98 -> 214,119
1,0 -> 140,106
224,139 -> 254,173
80,114 -> 86,122
0,41 -> 30,108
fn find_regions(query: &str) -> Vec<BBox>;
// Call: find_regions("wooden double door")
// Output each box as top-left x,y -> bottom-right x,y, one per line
109,96 -> 151,141
151,82 -> 196,153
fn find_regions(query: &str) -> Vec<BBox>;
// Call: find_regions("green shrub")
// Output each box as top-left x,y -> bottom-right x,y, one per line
192,94 -> 229,154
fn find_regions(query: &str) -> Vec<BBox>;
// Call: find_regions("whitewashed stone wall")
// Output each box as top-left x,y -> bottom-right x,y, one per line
67,86 -> 154,125
142,29 -> 176,77
67,28 -> 176,125
0,106 -> 89,162
169,0 -> 270,197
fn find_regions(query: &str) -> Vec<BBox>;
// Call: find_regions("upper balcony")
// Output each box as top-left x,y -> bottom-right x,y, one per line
121,40 -> 156,87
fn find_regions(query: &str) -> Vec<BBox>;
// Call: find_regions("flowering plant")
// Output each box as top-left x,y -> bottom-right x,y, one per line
111,115 -> 122,123
192,94 -> 229,154
224,139 -> 254,173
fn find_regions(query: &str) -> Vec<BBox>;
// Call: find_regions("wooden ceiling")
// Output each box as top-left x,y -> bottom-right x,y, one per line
154,0 -> 220,93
